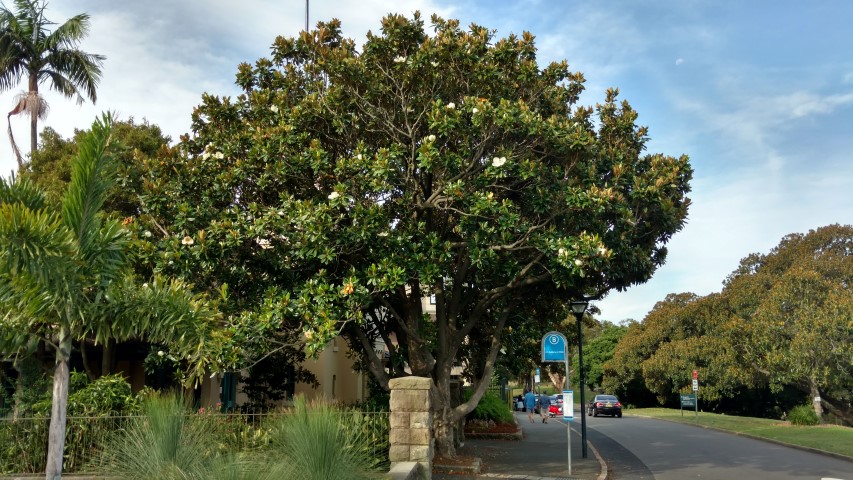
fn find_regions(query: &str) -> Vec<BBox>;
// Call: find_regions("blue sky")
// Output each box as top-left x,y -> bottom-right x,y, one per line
2,1 -> 851,322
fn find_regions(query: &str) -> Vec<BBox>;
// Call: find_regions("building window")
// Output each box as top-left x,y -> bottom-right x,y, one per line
220,372 -> 238,411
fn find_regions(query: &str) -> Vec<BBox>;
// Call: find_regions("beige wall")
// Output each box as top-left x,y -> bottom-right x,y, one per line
296,337 -> 366,403
199,336 -> 368,408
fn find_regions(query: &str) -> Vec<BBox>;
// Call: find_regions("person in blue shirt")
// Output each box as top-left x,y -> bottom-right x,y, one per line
539,394 -> 552,423
524,389 -> 536,423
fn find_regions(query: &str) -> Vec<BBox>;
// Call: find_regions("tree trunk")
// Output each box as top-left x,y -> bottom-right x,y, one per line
809,378 -> 822,423
432,379 -> 457,457
101,338 -> 115,377
12,358 -> 23,421
79,342 -> 96,381
29,76 -> 38,160
45,329 -> 71,480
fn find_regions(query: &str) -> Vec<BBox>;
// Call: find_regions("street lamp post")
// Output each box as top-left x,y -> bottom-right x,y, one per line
570,299 -> 589,459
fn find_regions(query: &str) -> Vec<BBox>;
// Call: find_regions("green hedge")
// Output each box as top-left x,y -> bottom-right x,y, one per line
788,404 -> 820,426
467,392 -> 514,423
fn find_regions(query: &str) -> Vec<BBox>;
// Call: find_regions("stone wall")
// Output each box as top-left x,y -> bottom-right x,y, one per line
388,376 -> 434,478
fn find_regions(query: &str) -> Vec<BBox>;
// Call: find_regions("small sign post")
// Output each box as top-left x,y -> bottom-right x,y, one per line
563,389 -> 573,475
542,332 -> 570,475
690,370 -> 699,418
680,393 -> 696,417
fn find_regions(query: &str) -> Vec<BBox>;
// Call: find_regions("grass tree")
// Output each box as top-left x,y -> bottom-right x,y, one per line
0,114 -> 219,479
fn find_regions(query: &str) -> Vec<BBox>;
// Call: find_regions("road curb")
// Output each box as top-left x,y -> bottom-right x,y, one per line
586,437 -> 609,480
630,413 -> 853,463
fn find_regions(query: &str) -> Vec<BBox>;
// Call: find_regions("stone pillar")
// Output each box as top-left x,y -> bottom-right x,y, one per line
389,376 -> 434,476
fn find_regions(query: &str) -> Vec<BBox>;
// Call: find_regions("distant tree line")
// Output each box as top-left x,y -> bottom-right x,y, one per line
598,224 -> 852,425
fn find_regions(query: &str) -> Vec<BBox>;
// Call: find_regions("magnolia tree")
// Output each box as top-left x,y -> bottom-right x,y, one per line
141,14 -> 692,455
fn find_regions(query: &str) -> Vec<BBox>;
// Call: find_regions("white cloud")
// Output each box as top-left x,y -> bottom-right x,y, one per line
675,58 -> 684,65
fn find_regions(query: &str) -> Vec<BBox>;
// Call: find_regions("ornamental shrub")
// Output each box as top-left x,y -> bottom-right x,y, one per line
467,392 -> 514,424
788,404 -> 819,426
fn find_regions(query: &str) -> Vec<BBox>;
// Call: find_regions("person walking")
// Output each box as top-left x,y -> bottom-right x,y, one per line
539,394 -> 552,423
524,389 -> 536,423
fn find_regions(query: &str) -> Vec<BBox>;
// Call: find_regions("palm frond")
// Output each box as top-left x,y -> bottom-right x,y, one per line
0,201 -> 77,316
101,274 -> 219,377
44,12 -> 89,49
61,112 -> 114,255
41,48 -> 104,103
0,171 -> 44,209
82,217 -> 128,281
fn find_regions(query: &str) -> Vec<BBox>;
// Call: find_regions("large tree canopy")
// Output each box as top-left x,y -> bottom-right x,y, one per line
604,224 -> 853,424
140,13 -> 691,455
725,224 -> 853,423
603,292 -> 756,407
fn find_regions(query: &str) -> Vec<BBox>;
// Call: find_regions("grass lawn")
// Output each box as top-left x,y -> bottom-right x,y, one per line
629,407 -> 853,459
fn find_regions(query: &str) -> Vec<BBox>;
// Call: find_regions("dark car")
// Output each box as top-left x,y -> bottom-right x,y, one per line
587,394 -> 622,417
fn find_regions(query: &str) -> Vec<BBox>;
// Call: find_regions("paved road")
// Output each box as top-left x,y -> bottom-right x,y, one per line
584,413 -> 853,480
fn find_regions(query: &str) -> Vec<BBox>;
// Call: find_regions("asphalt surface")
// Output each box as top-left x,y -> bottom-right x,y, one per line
588,414 -> 853,480
433,410 -> 603,480
433,409 -> 853,480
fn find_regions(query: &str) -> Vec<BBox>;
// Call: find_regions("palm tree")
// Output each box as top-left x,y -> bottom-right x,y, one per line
0,114 -> 219,480
0,0 -> 105,171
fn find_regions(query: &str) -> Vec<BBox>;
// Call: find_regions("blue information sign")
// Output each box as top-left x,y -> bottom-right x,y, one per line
541,331 -> 568,362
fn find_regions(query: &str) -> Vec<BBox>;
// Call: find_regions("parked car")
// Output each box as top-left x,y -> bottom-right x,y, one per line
587,394 -> 622,417
548,399 -> 562,417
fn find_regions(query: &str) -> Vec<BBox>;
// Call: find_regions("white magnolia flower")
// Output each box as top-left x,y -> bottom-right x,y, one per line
182,236 -> 194,246
574,259 -> 583,266
157,350 -> 165,357
144,230 -> 152,238
427,134 -> 436,142
394,55 -> 407,63
328,191 -> 340,200
492,156 -> 507,167
378,231 -> 389,237
598,246 -> 608,256
256,238 -> 273,250
447,102 -> 456,109
270,105 -> 279,113
472,107 -> 479,114
356,154 -> 363,160
142,283 -> 148,288
214,152 -> 225,160
430,61 -> 439,67
202,152 -> 211,160
558,248 -> 566,257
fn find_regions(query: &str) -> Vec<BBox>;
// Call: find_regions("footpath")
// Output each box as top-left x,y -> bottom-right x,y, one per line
433,411 -> 605,480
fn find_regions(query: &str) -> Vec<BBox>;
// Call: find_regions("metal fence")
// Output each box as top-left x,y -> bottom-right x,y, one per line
0,409 -> 390,475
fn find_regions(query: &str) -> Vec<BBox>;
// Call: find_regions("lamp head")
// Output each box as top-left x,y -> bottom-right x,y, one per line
570,300 -> 589,315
